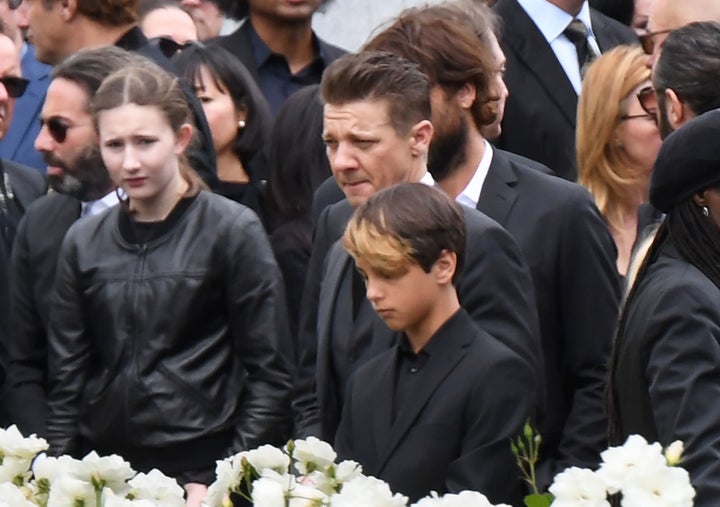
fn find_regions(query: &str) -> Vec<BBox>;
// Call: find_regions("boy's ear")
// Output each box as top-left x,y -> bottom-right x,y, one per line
434,249 -> 457,284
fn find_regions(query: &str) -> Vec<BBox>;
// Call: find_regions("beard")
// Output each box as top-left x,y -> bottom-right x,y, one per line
428,112 -> 469,182
45,145 -> 113,202
657,95 -> 675,140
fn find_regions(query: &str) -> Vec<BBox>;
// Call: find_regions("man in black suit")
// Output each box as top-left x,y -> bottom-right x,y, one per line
293,51 -> 543,444
0,27 -> 48,426
364,2 -> 620,483
209,0 -> 345,116
493,0 -> 636,181
337,183 -> 533,505
5,47 -> 148,438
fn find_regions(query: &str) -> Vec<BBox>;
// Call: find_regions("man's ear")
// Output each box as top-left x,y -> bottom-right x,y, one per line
433,249 -> 457,285
665,88 -> 688,130
456,82 -> 477,111
61,0 -> 79,21
693,190 -> 709,208
409,119 -> 433,157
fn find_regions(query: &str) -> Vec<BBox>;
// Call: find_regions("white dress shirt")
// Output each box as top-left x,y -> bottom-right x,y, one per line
516,0 -> 600,94
456,140 -> 493,209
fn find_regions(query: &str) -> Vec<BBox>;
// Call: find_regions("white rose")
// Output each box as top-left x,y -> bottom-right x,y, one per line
205,455 -> 243,507
0,425 -> 48,461
33,455 -> 83,484
252,477 -> 288,507
289,483 -> 328,507
78,451 -> 135,492
439,491 -> 503,507
411,491 -> 443,507
548,467 -> 609,507
47,476 -> 96,507
620,465 -> 695,507
127,468 -> 185,506
292,438 -> 337,475
0,483 -> 36,507
596,435 -> 666,494
246,445 -> 292,474
0,455 -> 33,483
330,476 -> 407,507
334,461 -> 363,484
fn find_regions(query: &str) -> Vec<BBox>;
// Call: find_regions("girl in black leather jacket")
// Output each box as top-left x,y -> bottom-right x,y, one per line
46,61 -> 293,505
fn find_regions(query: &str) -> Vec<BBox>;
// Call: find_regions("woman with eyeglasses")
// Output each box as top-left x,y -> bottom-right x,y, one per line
607,109 -> 720,507
172,43 -> 272,226
577,45 -> 662,277
45,61 -> 291,506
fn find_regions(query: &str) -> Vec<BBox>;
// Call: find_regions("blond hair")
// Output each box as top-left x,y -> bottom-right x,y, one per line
577,45 -> 650,233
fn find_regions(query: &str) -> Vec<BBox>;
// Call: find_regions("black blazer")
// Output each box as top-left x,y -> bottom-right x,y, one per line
480,149 -> 620,480
6,192 -> 81,436
210,21 -> 346,87
335,309 -> 534,505
294,197 -> 543,441
612,240 -> 720,507
494,0 -> 637,181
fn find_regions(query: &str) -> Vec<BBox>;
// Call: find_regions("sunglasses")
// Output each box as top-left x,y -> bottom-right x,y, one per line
8,0 -> 21,9
39,116 -> 90,143
153,37 -> 205,60
0,75 -> 29,98
638,28 -> 673,55
637,86 -> 658,116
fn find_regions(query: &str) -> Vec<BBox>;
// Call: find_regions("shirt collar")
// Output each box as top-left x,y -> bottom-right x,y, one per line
516,0 -> 594,43
457,140 -> 493,209
419,170 -> 436,187
247,20 -> 327,68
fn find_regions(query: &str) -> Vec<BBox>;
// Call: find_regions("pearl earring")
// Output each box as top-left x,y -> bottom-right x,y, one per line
238,120 -> 246,130
703,206 -> 710,217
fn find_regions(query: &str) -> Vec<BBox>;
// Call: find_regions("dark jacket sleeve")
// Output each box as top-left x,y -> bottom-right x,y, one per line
551,192 -> 620,473
225,207 -> 293,450
644,281 -> 720,507
292,206 -> 334,438
46,226 -> 89,456
460,207 -> 545,414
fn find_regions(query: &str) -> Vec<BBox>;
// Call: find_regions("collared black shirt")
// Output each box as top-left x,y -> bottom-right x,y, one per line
392,334 -> 437,424
248,21 -> 330,116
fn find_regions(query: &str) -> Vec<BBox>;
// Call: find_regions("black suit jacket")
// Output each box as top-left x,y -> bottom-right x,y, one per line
494,0 -> 637,180
294,197 -> 543,441
612,240 -> 720,507
6,192 -> 81,436
480,149 -> 620,480
335,309 -> 533,505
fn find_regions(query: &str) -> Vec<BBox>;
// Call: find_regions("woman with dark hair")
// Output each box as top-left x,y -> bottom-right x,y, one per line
266,85 -> 331,336
46,60 -> 291,506
173,43 -> 272,224
608,109 -> 720,507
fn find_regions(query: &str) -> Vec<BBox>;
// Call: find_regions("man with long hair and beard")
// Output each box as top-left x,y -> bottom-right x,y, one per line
5,46 -> 149,439
364,0 -> 621,485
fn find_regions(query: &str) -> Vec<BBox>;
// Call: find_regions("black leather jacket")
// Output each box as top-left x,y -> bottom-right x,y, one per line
46,191 -> 292,460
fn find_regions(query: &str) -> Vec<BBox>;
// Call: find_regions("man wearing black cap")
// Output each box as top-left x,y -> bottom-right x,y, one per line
608,109 -> 720,507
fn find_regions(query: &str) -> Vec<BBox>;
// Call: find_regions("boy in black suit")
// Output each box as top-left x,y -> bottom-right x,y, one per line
336,182 -> 534,505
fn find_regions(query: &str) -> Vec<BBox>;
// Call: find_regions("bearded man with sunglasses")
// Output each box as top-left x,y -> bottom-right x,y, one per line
4,47 -> 149,437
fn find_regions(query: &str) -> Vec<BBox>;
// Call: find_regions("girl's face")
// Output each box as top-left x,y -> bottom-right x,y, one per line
98,103 -> 191,213
193,66 -> 245,157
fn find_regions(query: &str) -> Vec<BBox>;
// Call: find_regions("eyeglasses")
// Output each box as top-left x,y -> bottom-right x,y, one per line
0,76 -> 29,98
153,37 -> 205,59
639,28 -> 673,55
637,86 -> 658,116
39,116 -> 90,143
619,113 -> 655,122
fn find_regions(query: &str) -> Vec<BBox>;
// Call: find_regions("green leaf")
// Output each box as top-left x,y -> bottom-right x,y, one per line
524,493 -> 553,507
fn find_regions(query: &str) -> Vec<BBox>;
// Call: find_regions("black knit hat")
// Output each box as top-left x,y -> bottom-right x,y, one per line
650,109 -> 720,213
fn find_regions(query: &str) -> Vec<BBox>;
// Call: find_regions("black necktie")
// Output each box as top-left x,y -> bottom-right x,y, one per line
563,19 -> 595,75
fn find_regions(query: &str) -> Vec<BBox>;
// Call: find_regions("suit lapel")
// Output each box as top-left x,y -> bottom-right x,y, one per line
376,322 -> 470,472
477,150 -> 518,227
498,0 -> 578,127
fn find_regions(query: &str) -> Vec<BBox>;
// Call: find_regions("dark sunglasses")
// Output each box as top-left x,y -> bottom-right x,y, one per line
638,29 -> 673,55
637,86 -> 658,116
0,75 -> 29,98
8,0 -> 21,9
152,37 -> 205,60
39,116 -> 79,143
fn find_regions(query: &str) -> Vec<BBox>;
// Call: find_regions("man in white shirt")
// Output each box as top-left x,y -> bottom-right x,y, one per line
493,0 -> 636,181
364,1 -> 621,485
